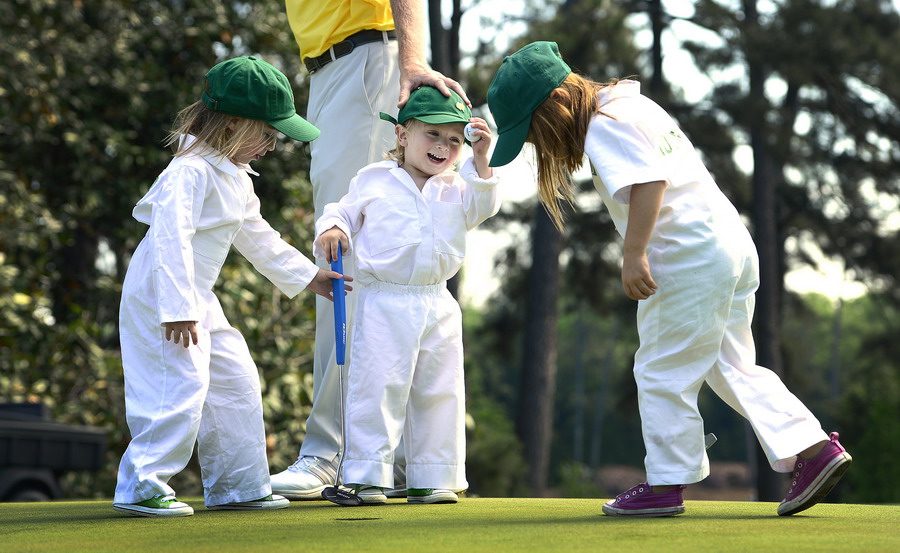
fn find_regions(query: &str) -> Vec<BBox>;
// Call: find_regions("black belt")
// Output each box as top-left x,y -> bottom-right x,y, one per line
305,29 -> 396,74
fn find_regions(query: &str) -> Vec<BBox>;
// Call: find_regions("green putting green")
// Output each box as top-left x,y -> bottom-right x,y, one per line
1,498 -> 898,553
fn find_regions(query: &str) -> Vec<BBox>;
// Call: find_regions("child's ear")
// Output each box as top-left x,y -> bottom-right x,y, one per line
396,124 -> 408,147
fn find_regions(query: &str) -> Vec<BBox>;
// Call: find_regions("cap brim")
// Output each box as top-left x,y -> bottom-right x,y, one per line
270,114 -> 321,142
489,114 -> 531,167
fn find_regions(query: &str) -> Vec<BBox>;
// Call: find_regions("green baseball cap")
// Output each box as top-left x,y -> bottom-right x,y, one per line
202,56 -> 320,142
487,41 -> 571,167
380,86 -> 472,132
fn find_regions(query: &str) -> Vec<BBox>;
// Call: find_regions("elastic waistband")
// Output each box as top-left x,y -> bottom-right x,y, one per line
363,281 -> 446,296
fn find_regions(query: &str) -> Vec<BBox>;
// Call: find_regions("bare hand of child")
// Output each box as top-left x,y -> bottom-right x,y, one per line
621,252 -> 658,300
467,117 -> 494,179
306,268 -> 354,302
316,226 -> 350,263
164,321 -> 199,348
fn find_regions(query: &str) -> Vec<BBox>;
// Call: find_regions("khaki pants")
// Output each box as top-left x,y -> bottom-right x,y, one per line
299,39 -> 402,463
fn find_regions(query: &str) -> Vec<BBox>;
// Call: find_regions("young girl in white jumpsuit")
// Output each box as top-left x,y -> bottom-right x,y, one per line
315,86 -> 500,505
113,57 -> 347,517
486,42 -> 851,517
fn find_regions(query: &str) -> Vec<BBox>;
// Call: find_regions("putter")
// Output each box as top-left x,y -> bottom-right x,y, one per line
320,248 -> 365,506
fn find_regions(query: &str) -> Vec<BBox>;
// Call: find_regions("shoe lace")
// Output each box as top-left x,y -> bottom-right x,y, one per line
288,456 -> 318,472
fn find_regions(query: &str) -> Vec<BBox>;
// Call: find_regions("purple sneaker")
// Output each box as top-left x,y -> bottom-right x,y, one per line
778,432 -> 852,516
602,482 -> 687,517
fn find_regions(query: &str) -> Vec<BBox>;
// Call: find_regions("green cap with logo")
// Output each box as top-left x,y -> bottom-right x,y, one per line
487,41 -> 572,167
380,86 -> 472,141
202,56 -> 320,142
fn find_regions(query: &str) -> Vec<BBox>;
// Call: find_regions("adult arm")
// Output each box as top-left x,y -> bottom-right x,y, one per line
390,0 -> 470,107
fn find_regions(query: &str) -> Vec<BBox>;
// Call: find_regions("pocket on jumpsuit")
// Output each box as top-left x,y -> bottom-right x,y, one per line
431,201 -> 466,256
366,195 -> 422,256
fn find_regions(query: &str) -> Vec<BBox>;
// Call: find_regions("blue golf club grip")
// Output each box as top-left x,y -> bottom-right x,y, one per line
331,247 -> 346,366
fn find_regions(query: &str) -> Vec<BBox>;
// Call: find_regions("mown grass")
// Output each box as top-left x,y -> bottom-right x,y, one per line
1,498 -> 898,553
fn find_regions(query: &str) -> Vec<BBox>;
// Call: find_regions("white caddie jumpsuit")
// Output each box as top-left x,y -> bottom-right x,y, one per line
314,159 -> 500,490
585,81 -> 828,486
115,137 -> 320,506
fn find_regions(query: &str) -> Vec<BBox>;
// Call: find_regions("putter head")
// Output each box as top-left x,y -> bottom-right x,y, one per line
322,486 -> 364,506
704,433 -> 717,450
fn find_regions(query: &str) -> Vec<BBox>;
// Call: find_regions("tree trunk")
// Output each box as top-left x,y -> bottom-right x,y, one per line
647,0 -> 665,96
743,0 -> 787,502
516,204 -> 562,496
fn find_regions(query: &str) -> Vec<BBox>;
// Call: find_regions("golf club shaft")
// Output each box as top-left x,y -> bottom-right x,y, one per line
331,247 -> 347,488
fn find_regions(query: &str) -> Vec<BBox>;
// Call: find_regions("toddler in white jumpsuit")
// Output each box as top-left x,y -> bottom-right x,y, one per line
486,42 -> 851,517
315,86 -> 500,505
113,57 -> 347,517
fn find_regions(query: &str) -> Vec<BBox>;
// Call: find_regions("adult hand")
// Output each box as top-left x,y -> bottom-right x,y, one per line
398,61 -> 470,108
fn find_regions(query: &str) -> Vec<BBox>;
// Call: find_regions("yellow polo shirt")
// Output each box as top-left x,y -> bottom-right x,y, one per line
285,0 -> 395,61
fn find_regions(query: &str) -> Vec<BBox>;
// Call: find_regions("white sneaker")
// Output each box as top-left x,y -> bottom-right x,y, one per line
207,494 -> 290,510
270,456 -> 337,500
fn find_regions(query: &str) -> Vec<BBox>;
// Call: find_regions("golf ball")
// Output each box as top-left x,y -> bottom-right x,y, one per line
464,123 -> 481,142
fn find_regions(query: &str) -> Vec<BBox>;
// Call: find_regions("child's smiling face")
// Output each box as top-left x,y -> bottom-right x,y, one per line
397,121 -> 465,185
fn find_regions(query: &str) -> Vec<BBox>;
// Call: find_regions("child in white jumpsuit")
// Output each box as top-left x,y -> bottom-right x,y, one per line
315,86 -> 500,505
113,57 -> 348,517
486,42 -> 852,517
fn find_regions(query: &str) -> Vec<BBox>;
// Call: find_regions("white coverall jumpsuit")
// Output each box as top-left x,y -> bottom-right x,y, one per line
585,81 -> 829,486
314,159 -> 500,490
115,138 -> 320,506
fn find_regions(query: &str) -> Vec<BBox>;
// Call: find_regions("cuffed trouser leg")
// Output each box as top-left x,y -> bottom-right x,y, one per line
405,288 -> 467,491
198,294 -> 271,506
635,238 -> 743,487
704,255 -> 828,473
115,243 -> 209,504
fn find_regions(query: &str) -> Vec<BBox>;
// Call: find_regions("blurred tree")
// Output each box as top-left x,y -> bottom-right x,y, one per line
682,0 -> 900,500
0,0 -> 318,497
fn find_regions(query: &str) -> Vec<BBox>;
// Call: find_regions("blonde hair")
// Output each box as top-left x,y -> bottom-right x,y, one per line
384,118 -> 424,165
164,100 -> 272,160
528,73 -> 617,230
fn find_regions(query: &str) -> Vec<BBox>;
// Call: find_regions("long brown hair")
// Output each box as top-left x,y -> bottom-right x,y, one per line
528,73 -> 614,230
164,100 -> 271,160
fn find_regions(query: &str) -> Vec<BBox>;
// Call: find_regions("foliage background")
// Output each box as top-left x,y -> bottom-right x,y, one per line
1,0 -> 898,502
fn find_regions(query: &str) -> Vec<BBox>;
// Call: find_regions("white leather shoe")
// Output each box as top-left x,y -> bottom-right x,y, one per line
270,456 -> 337,500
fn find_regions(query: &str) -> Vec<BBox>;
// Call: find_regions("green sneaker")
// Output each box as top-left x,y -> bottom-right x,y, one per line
407,489 -> 458,504
113,494 -> 194,517
208,494 -> 291,510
